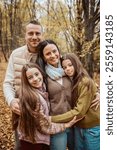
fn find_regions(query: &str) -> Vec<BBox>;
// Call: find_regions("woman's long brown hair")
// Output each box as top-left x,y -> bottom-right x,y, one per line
62,53 -> 94,107
12,63 -> 46,143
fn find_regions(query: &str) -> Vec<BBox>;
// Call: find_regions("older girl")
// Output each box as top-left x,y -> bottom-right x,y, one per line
51,53 -> 100,150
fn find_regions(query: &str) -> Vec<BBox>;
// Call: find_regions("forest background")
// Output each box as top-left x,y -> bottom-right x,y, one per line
0,0 -> 100,149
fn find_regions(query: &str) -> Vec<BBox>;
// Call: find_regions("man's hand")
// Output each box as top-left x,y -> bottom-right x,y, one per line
90,92 -> 100,110
10,98 -> 20,115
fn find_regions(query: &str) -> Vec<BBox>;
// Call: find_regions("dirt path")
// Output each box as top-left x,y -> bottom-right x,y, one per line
0,63 -> 14,150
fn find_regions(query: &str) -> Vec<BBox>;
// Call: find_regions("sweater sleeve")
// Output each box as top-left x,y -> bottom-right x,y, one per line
39,108 -> 66,134
51,78 -> 97,123
3,52 -> 15,106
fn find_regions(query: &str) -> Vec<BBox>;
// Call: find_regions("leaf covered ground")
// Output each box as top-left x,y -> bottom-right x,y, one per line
0,63 -> 15,150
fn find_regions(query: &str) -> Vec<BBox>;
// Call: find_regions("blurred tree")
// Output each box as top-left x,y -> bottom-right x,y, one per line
0,0 -> 100,77
0,0 -> 38,60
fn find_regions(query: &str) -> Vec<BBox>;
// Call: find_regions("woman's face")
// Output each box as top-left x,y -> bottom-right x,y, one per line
26,67 -> 43,88
62,59 -> 75,77
43,44 -> 60,67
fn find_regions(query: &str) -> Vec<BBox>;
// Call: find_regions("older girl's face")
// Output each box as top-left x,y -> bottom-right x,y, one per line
26,67 -> 43,88
62,59 -> 75,77
43,44 -> 60,67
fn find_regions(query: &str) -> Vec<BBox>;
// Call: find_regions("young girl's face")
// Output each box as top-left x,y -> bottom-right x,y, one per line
62,59 -> 75,77
26,67 -> 43,88
43,44 -> 60,67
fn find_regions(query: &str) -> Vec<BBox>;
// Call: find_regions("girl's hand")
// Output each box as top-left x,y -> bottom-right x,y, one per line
64,116 -> 84,128
90,92 -> 100,110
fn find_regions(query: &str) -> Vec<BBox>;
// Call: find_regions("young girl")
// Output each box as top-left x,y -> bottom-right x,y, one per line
51,53 -> 100,150
12,63 -> 78,150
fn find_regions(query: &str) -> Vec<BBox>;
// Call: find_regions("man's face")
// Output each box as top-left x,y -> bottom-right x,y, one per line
25,23 -> 43,53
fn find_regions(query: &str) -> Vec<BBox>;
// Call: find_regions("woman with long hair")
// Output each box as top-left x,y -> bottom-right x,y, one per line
37,40 -> 75,150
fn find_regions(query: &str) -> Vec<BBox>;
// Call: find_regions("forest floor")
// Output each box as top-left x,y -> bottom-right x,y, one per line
0,62 -> 15,150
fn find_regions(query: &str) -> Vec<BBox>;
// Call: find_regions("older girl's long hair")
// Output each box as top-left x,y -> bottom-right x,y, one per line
62,53 -> 94,107
13,63 -> 46,143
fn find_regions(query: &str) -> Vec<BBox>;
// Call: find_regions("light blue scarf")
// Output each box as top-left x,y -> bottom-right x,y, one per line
45,62 -> 65,80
